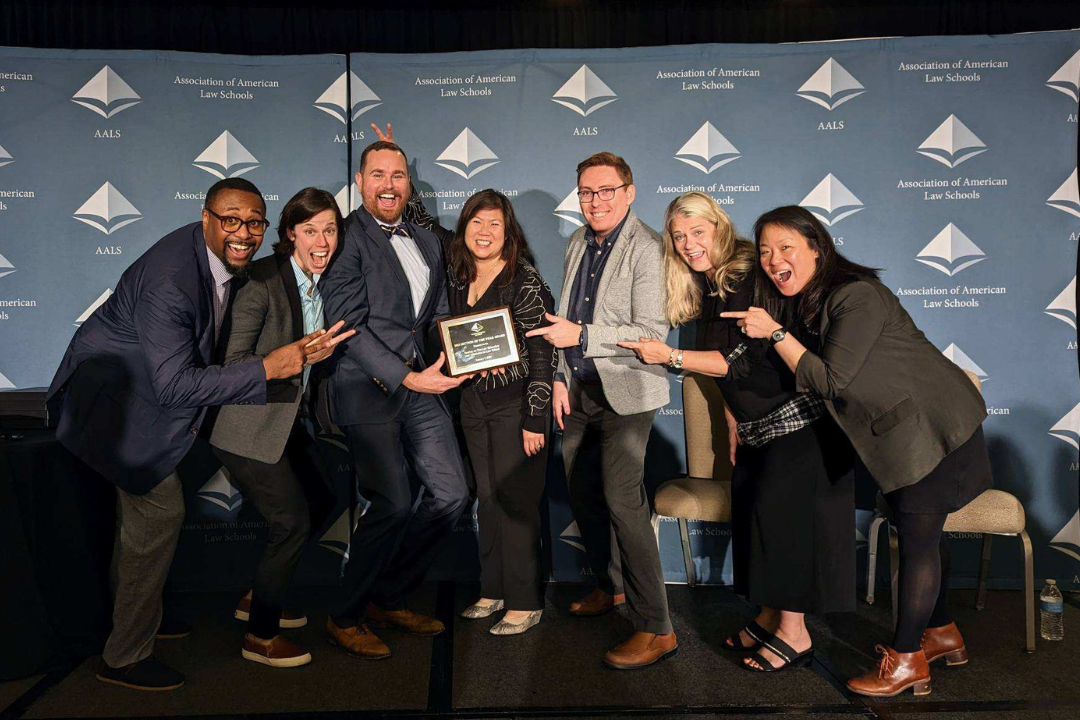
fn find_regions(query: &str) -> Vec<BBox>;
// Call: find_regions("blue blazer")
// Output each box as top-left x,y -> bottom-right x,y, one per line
46,222 -> 267,494
319,205 -> 449,426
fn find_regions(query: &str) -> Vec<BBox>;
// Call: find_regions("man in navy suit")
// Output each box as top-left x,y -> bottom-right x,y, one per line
46,178 -> 345,691
319,141 -> 471,659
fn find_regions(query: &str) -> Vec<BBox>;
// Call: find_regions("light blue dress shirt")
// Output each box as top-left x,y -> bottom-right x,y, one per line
290,255 -> 325,389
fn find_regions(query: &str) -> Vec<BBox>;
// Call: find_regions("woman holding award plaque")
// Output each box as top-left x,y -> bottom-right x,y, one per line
446,189 -> 557,635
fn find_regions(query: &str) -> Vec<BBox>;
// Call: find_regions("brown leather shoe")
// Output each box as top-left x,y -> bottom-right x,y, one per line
569,588 -> 626,616
234,594 -> 308,629
325,617 -> 391,660
603,631 -> 678,669
241,634 -> 312,668
846,645 -> 931,697
921,622 -> 968,666
365,604 -> 444,636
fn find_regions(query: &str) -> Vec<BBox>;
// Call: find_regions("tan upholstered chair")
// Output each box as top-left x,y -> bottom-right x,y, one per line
652,372 -> 733,586
864,370 -> 1035,652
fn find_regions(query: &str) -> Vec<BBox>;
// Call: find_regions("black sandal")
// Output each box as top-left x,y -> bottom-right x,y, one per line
742,634 -> 813,672
723,620 -> 772,652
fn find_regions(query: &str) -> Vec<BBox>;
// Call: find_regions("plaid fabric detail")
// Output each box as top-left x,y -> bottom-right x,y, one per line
736,393 -> 827,448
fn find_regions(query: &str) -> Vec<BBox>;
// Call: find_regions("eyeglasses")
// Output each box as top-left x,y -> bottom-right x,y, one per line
577,184 -> 628,203
205,207 -> 270,236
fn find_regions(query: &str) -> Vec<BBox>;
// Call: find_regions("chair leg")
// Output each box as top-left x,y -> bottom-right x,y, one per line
888,523 -> 899,630
677,518 -> 696,587
975,534 -> 993,611
866,515 -> 884,604
651,513 -> 661,550
1020,530 -> 1035,653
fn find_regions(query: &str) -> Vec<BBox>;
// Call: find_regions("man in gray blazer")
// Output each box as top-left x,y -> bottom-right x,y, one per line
527,152 -> 675,669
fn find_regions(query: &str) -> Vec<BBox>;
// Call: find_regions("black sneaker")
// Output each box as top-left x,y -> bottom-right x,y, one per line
155,617 -> 191,640
96,656 -> 185,691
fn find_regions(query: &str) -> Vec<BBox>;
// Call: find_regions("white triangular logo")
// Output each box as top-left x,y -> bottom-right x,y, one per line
1047,49 -> 1080,103
71,65 -> 142,119
559,521 -> 586,553
1046,276 -> 1077,330
942,343 -> 988,383
319,507 -> 362,559
553,187 -> 585,228
334,181 -> 361,215
0,143 -> 12,169
0,251 -> 14,279
915,223 -> 986,277
197,467 -> 244,513
0,370 -> 14,389
674,122 -> 741,174
193,131 -> 261,179
75,288 -> 113,325
314,71 -> 382,123
435,128 -> 499,179
796,58 -> 866,110
799,174 -> 864,226
1050,510 -> 1080,563
1047,168 -> 1080,219
73,182 -> 142,235
1050,402 -> 1080,450
552,65 -> 618,117
917,115 -> 987,168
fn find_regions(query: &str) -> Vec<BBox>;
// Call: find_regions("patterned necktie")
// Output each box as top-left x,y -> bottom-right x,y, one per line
378,222 -> 410,239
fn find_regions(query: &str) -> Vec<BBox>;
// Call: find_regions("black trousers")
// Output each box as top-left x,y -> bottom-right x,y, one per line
561,382 -> 671,635
332,392 -> 471,625
459,389 -> 547,611
212,421 -> 335,640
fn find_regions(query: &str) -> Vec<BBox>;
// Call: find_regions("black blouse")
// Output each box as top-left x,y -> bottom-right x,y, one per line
447,261 -> 557,434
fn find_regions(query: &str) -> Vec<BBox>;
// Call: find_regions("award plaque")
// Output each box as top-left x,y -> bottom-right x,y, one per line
437,306 -> 520,377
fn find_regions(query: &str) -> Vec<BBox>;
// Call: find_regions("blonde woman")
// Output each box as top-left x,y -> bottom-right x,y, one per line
620,192 -> 857,673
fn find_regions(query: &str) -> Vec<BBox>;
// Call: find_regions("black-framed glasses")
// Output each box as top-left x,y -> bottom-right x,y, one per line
576,184 -> 628,203
205,207 -> 270,236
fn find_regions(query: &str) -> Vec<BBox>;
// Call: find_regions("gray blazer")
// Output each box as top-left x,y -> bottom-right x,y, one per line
795,279 -> 987,493
557,210 -> 670,416
210,254 -> 308,464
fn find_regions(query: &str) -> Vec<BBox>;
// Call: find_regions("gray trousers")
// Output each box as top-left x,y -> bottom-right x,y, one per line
103,472 -> 185,668
561,382 -> 672,635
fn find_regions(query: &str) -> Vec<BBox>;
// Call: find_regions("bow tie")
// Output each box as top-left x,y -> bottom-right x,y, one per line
378,223 -> 410,239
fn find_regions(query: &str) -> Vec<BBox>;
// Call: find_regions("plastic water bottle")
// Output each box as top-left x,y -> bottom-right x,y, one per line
1040,579 -> 1064,641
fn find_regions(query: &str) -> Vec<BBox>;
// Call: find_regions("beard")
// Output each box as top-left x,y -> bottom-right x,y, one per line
364,194 -> 405,225
222,256 -> 250,279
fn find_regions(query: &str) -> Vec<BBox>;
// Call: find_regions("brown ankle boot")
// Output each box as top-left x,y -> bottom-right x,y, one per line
921,622 -> 968,666
846,645 -> 931,698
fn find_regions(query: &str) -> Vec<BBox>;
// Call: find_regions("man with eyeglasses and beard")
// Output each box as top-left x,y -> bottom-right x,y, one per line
46,178 -> 352,691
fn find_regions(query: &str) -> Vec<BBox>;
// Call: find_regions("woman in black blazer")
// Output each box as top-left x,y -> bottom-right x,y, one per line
725,206 -> 992,698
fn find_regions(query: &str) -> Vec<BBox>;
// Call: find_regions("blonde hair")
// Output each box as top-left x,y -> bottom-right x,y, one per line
662,192 -> 754,326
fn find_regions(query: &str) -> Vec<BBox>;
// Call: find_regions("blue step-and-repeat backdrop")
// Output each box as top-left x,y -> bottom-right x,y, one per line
1,31 -> 1078,592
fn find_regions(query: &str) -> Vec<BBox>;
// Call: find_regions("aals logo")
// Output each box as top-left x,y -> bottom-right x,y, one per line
1049,402 -> 1080,450
916,223 -> 986,277
0,252 -> 15,279
0,370 -> 15,390
334,182 -> 360,215
796,58 -> 865,110
1046,168 -> 1080,219
319,508 -> 360,559
917,115 -> 986,169
75,289 -> 113,326
435,128 -> 499,180
799,174 -> 863,226
0,143 -> 12,169
559,521 -> 586,553
71,65 -> 141,119
197,467 -> 244,518
553,188 -> 585,228
1047,49 -> 1080,103
1045,276 -> 1076,329
942,343 -> 988,383
314,71 -> 382,123
193,131 -> 260,179
1050,511 -> 1080,563
552,65 -> 617,116
73,182 -> 142,235
674,122 -> 740,174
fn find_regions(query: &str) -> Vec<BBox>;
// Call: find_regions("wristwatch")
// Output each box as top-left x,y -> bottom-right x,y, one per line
769,328 -> 788,346
673,350 -> 684,369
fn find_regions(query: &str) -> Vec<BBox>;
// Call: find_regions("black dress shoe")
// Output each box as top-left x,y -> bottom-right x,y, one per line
155,617 -> 191,640
96,656 -> 185,691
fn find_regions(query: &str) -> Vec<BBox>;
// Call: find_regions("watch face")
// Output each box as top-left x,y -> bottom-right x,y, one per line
771,329 -> 786,343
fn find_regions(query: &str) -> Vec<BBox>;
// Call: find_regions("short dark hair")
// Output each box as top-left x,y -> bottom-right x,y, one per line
752,205 -> 880,329
576,151 -> 633,186
359,141 -> 408,172
205,178 -> 263,210
272,187 -> 344,256
447,189 -> 535,286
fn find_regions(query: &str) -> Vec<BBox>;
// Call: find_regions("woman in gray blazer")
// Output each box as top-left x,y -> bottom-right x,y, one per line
724,206 -> 991,699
